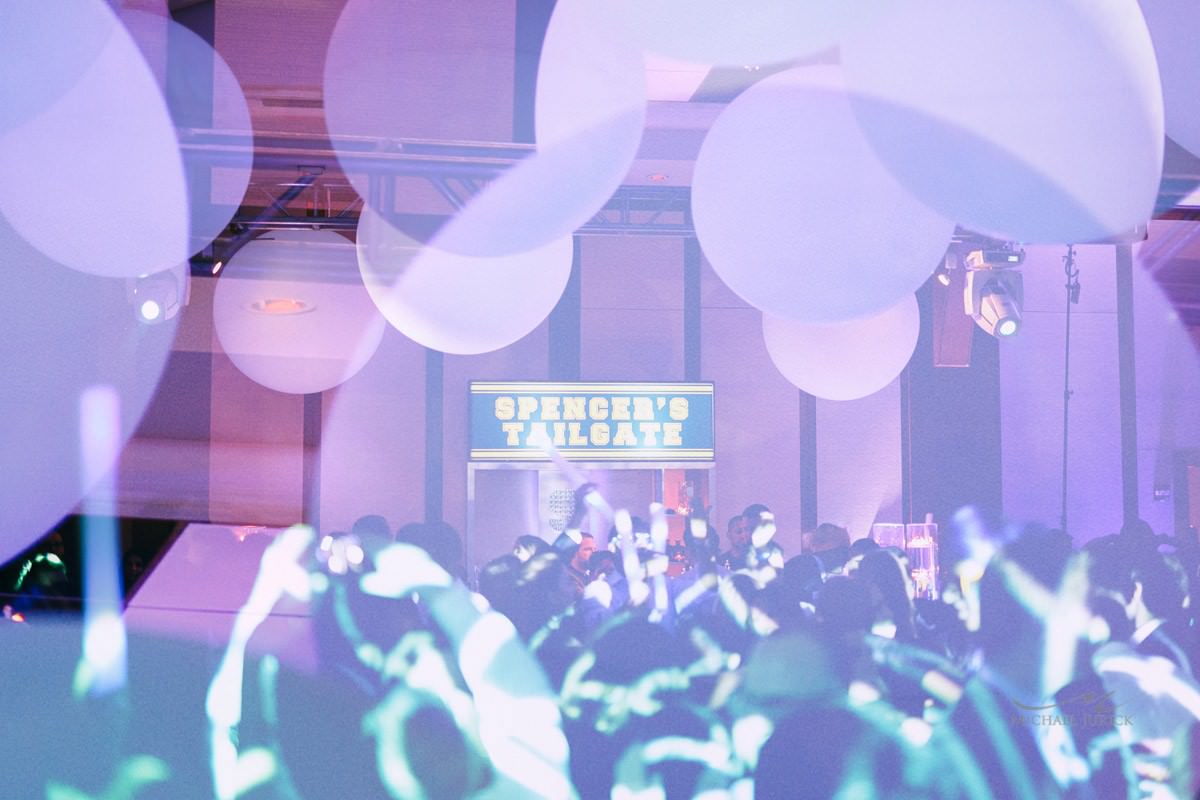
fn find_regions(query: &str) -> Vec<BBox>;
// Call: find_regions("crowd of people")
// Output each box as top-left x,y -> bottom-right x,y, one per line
5,484 -> 1200,799
234,485 -> 1200,799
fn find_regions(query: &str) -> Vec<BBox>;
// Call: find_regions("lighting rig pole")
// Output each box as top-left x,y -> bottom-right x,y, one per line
1060,245 -> 1079,534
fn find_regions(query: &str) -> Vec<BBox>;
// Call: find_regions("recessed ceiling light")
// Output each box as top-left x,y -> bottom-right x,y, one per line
246,298 -> 314,315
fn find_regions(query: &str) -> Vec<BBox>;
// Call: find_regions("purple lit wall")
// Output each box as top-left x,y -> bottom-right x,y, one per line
443,320 -> 550,548
318,327 -> 427,535
208,351 -> 306,525
816,382 -> 903,540
581,236 -> 685,381
999,235 -> 1200,541
699,259 -> 805,554
470,468 -> 541,569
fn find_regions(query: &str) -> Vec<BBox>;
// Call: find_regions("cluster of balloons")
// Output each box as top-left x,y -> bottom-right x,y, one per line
5,0 -> 1197,562
688,0 -> 1170,402
0,3 -> 252,564
228,1 -> 1186,405
323,1 -> 1184,403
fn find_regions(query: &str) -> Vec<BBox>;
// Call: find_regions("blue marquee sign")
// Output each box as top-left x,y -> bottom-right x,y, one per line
469,381 -> 715,462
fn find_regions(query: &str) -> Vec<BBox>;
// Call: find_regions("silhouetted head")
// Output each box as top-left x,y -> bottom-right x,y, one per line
395,521 -> 464,579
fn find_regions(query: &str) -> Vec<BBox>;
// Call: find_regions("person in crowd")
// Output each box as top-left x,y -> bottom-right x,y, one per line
950,524 -> 1094,799
755,705 -> 912,799
513,533 -> 550,562
718,513 -> 751,570
849,536 -> 881,560
781,553 -> 824,607
350,513 -> 393,541
394,520 -> 465,581
35,481 -> 1200,800
478,552 -> 575,639
566,532 -> 596,596
811,522 -> 852,575
1088,533 -> 1197,678
742,503 -> 772,525
587,548 -> 618,582
855,548 -> 918,642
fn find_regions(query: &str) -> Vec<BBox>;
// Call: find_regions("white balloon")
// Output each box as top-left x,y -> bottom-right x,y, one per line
322,0 -> 422,213
214,230 -> 386,395
426,0 -> 646,257
123,11 -> 253,257
605,0 -> 894,67
1139,0 -> 1200,158
0,217 -> 177,564
762,295 -> 920,401
839,0 -> 1163,244
324,0 -> 645,258
692,67 -> 954,322
427,0 -> 648,256
0,4 -> 109,135
0,0 -> 189,278
357,206 -> 573,355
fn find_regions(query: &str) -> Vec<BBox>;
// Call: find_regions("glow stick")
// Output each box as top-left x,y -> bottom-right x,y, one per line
76,385 -> 126,698
615,510 -> 648,606
650,503 -> 669,619
750,511 -> 776,549
533,430 -> 613,519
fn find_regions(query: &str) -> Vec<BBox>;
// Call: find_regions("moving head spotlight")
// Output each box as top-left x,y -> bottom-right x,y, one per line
964,268 -> 1023,338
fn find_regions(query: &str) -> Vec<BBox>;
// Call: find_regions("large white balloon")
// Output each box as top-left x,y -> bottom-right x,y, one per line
324,0 -> 645,258
762,295 -> 920,401
214,230 -> 387,395
429,0 -> 646,257
322,0 -> 437,212
0,4 -> 109,135
1139,0 -> 1200,158
357,207 -> 573,355
0,0 -> 190,278
604,0 -> 894,67
692,67 -> 954,322
0,217 -> 178,564
839,0 -> 1163,244
123,11 -> 253,258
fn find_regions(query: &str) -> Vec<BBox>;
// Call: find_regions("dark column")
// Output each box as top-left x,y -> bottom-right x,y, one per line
799,391 -> 818,530
425,350 -> 444,523
1115,243 -> 1140,527
512,0 -> 556,144
169,1 -> 216,260
302,393 -> 322,526
548,236 -> 582,380
902,281 -> 1004,526
170,1 -> 216,45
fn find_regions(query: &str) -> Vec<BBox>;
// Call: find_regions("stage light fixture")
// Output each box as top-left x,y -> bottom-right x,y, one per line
965,247 -> 1024,269
127,267 -> 189,325
965,266 -> 1023,338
